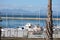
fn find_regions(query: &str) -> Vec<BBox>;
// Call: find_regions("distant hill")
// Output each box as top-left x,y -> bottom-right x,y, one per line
0,9 -> 60,18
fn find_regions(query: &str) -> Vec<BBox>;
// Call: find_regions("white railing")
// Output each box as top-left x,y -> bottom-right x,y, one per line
1,28 -> 60,38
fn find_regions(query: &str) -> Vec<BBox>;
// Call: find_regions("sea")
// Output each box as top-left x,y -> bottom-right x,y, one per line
0,15 -> 60,28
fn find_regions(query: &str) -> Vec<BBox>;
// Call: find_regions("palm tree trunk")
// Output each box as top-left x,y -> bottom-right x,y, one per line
46,0 -> 53,40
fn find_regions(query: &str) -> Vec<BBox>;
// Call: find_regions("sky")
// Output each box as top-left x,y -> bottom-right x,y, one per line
0,0 -> 59,11
0,0 -> 60,16
0,0 -> 47,11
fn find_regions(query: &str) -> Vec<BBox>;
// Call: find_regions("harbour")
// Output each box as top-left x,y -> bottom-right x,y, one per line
0,0 -> 60,40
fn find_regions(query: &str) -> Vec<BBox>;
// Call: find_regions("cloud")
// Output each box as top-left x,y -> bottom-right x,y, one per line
52,5 -> 60,12
0,4 -> 60,13
20,5 -> 42,12
27,5 -> 33,8
0,4 -> 19,9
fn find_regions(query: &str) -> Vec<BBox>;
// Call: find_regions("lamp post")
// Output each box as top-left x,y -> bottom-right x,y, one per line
46,0 -> 53,40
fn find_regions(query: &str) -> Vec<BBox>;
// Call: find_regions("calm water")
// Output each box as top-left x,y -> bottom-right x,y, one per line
0,19 -> 60,28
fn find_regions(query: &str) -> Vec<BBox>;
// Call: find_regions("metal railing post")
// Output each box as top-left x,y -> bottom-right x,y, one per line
0,27 -> 2,40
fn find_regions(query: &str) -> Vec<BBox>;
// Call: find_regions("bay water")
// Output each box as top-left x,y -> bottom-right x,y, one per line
0,18 -> 60,28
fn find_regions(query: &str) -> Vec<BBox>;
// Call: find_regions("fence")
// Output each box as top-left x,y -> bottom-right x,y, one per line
1,28 -> 60,38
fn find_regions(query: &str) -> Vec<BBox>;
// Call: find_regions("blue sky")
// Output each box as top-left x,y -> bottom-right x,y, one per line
0,0 -> 59,11
0,0 -> 47,11
0,0 -> 60,16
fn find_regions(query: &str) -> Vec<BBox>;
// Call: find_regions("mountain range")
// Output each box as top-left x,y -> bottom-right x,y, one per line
0,9 -> 60,18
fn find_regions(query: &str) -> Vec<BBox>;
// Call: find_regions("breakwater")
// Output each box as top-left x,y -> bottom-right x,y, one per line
1,17 -> 60,20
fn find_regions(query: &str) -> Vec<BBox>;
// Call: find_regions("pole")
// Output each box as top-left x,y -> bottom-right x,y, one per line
46,0 -> 53,40
0,17 -> 2,21
0,27 -> 1,40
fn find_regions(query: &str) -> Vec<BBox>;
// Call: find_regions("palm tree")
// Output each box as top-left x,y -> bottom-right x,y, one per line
46,0 -> 53,40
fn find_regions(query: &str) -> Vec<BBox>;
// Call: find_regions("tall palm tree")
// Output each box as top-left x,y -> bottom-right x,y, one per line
46,0 -> 53,40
